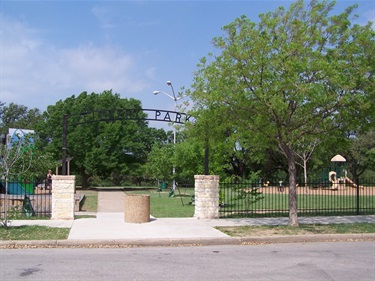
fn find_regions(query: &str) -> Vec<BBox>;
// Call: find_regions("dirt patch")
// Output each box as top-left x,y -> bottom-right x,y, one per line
257,186 -> 374,196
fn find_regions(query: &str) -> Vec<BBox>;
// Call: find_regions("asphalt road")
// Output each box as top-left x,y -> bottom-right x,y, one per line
0,242 -> 374,281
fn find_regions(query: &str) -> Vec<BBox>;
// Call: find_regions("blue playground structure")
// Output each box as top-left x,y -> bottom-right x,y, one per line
1,180 -> 34,195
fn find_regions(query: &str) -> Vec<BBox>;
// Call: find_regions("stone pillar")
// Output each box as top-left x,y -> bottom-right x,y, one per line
51,175 -> 76,220
194,175 -> 219,219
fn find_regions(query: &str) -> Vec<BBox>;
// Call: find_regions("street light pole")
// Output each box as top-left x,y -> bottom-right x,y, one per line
153,81 -> 184,191
166,81 -> 177,150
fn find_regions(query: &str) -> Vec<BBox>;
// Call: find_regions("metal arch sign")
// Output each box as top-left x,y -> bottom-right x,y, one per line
67,108 -> 192,126
61,108 -> 193,175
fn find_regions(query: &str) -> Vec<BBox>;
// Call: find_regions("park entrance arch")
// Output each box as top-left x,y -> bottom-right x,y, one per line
61,108 -> 192,175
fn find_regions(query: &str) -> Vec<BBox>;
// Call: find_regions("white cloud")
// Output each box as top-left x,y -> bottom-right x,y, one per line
59,45 -> 136,90
0,15 -> 151,111
91,6 -> 117,29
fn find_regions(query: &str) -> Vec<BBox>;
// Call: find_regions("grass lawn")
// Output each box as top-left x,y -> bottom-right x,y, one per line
125,187 -> 195,218
219,187 -> 375,217
216,223 -> 375,237
0,225 -> 70,240
77,187 -> 195,217
222,191 -> 375,210
76,189 -> 98,212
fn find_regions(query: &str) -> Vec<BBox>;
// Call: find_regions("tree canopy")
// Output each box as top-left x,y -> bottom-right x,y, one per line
189,0 -> 374,226
0,102 -> 43,134
41,90 -> 166,188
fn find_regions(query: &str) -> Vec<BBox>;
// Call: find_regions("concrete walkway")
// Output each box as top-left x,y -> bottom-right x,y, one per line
97,191 -> 125,213
68,191 -> 228,240
5,191 -> 375,246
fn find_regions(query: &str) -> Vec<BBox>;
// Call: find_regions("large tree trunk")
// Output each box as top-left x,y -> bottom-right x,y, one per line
80,170 -> 90,189
284,147 -> 299,226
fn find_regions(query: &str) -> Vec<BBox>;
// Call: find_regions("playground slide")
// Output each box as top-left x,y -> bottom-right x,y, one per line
345,177 -> 358,188
2,182 -> 34,195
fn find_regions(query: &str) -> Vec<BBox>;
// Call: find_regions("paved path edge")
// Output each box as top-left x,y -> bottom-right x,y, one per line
1,233 -> 374,248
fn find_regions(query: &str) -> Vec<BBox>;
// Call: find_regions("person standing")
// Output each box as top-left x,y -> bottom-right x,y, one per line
46,170 -> 53,191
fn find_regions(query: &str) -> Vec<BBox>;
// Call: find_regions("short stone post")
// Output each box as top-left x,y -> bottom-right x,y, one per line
194,175 -> 219,219
124,194 -> 150,223
51,175 -> 76,220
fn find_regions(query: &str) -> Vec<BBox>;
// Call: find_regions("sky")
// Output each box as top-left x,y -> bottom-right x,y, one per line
1,0 -> 374,119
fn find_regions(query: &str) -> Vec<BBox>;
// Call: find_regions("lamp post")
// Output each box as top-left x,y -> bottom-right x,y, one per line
153,81 -> 185,191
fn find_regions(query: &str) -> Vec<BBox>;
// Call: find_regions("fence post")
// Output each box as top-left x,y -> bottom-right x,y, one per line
194,175 -> 219,219
51,175 -> 75,220
356,177 -> 360,215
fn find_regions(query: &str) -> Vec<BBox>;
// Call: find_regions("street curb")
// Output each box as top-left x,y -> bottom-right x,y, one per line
1,234 -> 374,248
239,233 -> 375,244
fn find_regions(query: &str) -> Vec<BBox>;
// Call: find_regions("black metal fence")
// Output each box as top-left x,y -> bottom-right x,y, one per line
219,178 -> 375,218
0,179 -> 51,219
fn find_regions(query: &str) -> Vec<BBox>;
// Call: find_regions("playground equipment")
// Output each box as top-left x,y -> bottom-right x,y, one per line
156,181 -> 185,206
345,177 -> 359,188
328,155 -> 361,189
328,171 -> 361,189
1,180 -> 34,195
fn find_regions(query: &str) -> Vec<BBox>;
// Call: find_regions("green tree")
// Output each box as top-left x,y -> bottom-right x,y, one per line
144,144 -> 174,185
42,90 -> 151,188
120,126 -> 169,186
189,0 -> 374,226
0,103 -> 43,134
0,102 -> 54,180
294,137 -> 320,191
174,139 -> 204,181
344,130 -> 375,183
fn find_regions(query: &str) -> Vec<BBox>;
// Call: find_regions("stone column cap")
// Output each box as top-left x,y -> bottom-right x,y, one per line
194,175 -> 220,180
52,175 -> 76,180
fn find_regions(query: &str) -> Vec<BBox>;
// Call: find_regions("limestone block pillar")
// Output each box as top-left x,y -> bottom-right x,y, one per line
51,175 -> 76,220
194,175 -> 219,219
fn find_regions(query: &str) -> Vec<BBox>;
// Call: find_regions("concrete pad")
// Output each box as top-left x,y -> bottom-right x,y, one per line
97,191 -> 125,212
68,213 -> 229,240
203,217 -> 289,227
